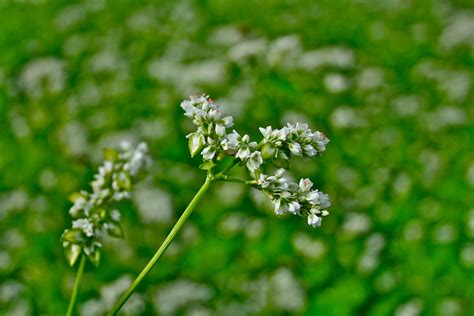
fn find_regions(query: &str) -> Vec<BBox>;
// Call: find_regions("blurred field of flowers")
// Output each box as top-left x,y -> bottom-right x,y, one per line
0,0 -> 473,315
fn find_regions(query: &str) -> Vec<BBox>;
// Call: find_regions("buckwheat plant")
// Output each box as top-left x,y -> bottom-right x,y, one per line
108,95 -> 330,315
63,142 -> 152,316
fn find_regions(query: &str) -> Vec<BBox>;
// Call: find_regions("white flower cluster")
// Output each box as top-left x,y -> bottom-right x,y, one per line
256,170 -> 330,227
181,95 -> 234,160
259,123 -> 329,160
181,94 -> 330,227
62,142 -> 152,266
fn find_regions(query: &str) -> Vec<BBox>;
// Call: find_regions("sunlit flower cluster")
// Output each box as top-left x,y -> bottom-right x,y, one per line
255,170 -> 330,227
181,94 -> 330,227
181,95 -> 234,160
61,142 -> 152,266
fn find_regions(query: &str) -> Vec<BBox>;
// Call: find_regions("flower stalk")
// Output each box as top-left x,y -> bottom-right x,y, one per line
107,173 -> 214,316
66,254 -> 86,316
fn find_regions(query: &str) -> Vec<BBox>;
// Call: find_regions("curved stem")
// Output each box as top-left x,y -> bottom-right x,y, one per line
66,254 -> 86,316
107,175 -> 214,316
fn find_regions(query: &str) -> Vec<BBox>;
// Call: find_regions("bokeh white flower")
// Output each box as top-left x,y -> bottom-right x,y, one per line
61,142 -> 152,266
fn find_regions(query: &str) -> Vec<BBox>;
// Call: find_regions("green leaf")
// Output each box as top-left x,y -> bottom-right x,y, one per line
98,208 -> 107,220
62,229 -> 84,243
88,249 -> 101,267
118,172 -> 132,191
68,192 -> 83,204
199,160 -> 216,170
107,222 -> 124,239
65,244 -> 82,267
103,148 -> 119,161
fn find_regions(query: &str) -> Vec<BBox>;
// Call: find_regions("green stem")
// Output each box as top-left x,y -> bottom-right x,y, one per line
107,174 -> 214,316
214,174 -> 254,186
217,158 -> 240,176
66,254 -> 86,316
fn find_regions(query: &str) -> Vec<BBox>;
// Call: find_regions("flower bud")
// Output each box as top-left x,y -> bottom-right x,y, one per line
187,132 -> 205,158
261,143 -> 276,160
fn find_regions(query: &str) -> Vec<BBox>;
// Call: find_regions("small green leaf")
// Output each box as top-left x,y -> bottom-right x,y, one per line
88,249 -> 101,267
65,244 -> 82,267
217,151 -> 226,161
98,208 -> 107,220
62,229 -> 84,243
188,132 -> 205,158
118,172 -> 132,191
68,192 -> 83,204
103,148 -> 119,161
199,160 -> 216,170
107,222 -> 124,239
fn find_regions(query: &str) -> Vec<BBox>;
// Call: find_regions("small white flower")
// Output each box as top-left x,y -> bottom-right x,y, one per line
307,214 -> 322,227
69,196 -> 88,217
236,147 -> 251,160
312,131 -> 329,151
113,191 -> 131,201
180,101 -> 196,118
246,151 -> 263,173
215,124 -> 226,137
236,135 -> 257,160
265,169 -> 290,190
129,145 -> 151,177
222,116 -> 234,128
207,109 -> 221,121
73,218 -> 95,237
306,190 -> 320,205
288,142 -> 302,156
275,168 -> 286,178
257,174 -> 270,188
294,122 -> 309,135
101,161 -> 114,175
299,178 -> 313,192
288,201 -> 301,214
273,198 -> 288,215
221,130 -> 240,151
259,126 -> 289,146
91,176 -> 105,192
319,192 -> 331,208
303,144 -> 317,157
110,209 -> 121,221
202,146 -> 217,160
259,126 -> 273,139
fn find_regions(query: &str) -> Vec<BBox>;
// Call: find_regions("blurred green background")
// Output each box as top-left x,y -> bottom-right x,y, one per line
1,0 -> 473,315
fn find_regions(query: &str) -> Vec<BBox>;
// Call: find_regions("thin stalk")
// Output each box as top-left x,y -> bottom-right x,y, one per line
66,254 -> 86,316
214,174 -> 254,186
107,174 -> 214,316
